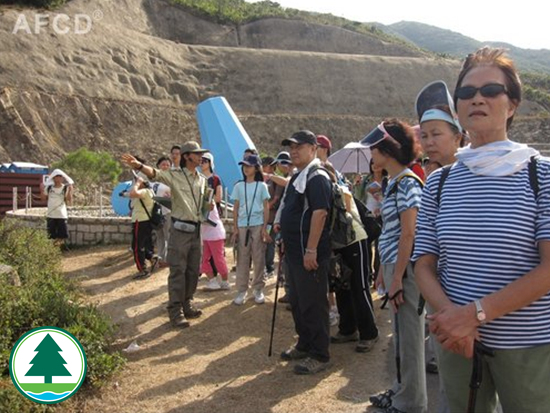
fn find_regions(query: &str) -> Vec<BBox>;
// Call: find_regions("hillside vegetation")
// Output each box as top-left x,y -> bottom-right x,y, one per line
169,0 -> 415,48
385,21 -> 550,75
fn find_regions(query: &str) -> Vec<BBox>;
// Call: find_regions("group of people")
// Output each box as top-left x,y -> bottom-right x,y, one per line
111,46 -> 549,412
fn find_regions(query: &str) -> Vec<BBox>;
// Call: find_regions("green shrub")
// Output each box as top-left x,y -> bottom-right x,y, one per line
0,380 -> 55,413
0,222 -> 125,410
2,0 -> 69,9
51,148 -> 123,204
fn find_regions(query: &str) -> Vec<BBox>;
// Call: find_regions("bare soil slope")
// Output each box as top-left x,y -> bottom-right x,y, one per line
0,0 -> 546,165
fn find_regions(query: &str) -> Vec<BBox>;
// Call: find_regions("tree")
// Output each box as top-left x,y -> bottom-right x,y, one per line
25,333 -> 71,384
52,148 -> 123,204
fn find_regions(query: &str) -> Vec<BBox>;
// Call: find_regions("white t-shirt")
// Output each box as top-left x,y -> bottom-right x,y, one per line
201,203 -> 226,241
152,182 -> 171,215
45,185 -> 68,219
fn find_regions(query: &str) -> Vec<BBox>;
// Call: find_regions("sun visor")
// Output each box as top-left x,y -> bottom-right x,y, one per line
415,81 -> 456,120
360,125 -> 386,148
415,80 -> 461,130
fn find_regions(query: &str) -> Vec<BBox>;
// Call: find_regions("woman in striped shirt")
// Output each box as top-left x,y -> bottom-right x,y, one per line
414,47 -> 550,412
363,119 -> 427,413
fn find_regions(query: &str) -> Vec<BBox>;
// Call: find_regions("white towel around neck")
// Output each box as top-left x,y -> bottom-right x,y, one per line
292,158 -> 322,194
456,140 -> 539,177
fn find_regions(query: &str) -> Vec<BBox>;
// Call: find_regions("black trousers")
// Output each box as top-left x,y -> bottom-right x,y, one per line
132,220 -> 154,272
335,239 -> 378,340
286,255 -> 330,362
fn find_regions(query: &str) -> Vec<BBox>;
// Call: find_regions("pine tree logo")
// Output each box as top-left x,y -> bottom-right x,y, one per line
9,327 -> 87,404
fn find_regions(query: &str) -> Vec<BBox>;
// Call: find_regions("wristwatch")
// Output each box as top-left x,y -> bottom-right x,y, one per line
474,300 -> 486,325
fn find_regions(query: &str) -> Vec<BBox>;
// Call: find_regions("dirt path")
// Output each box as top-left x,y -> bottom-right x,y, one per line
61,245 -> 439,413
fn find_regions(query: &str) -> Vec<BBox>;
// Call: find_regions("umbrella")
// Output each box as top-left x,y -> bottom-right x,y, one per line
328,142 -> 371,174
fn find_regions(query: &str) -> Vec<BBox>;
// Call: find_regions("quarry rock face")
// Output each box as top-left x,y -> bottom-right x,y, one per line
0,0 -> 547,164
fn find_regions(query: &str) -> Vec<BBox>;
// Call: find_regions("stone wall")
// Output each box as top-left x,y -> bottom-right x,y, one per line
4,207 -> 132,246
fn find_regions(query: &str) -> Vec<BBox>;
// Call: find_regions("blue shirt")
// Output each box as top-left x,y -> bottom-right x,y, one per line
231,181 -> 270,228
413,160 -> 550,349
378,169 -> 423,264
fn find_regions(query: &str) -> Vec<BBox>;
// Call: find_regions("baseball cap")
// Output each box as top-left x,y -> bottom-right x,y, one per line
239,154 -> 261,167
201,152 -> 215,169
316,135 -> 332,150
274,151 -> 291,164
281,130 -> 317,146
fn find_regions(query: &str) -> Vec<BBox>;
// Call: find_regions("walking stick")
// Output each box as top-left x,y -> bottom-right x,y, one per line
394,311 -> 402,384
390,288 -> 404,384
467,340 -> 495,413
268,240 -> 285,357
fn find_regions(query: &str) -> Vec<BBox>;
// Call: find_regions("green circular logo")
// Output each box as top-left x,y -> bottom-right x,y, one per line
9,326 -> 87,404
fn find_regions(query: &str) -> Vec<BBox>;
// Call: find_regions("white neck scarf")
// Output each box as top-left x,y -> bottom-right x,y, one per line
456,140 -> 539,177
292,158 -> 321,194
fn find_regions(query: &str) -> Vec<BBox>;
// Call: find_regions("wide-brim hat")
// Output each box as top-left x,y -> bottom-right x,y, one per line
180,141 -> 209,154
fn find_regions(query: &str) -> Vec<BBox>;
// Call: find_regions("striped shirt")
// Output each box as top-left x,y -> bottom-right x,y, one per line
379,169 -> 423,264
413,159 -> 550,349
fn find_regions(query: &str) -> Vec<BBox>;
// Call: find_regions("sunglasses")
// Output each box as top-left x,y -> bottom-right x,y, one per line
455,83 -> 508,100
200,158 -> 210,164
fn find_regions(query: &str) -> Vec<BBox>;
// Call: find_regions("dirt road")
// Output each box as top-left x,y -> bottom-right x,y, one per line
61,245 -> 440,413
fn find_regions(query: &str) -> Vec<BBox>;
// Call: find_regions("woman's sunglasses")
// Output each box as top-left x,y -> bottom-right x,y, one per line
455,83 -> 508,100
201,158 -> 210,164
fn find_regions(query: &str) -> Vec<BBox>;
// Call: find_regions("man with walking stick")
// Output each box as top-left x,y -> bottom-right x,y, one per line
278,130 -> 333,375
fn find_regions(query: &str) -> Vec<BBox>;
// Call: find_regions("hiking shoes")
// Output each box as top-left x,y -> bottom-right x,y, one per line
278,294 -> 290,303
253,289 -> 265,304
280,346 -> 308,361
205,278 -> 221,291
369,389 -> 394,409
330,331 -> 359,344
233,292 -> 247,305
355,336 -> 379,353
170,315 -> 190,328
132,269 -> 151,280
183,306 -> 203,319
293,357 -> 331,375
219,280 -> 230,290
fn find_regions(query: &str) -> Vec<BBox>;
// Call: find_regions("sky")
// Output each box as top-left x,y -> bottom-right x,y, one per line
255,0 -> 549,50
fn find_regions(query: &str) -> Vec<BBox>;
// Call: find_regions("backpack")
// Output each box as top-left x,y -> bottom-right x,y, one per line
353,196 -> 382,242
436,156 -> 540,206
386,172 -> 425,216
47,185 -> 67,195
140,198 -> 165,230
306,166 -> 356,250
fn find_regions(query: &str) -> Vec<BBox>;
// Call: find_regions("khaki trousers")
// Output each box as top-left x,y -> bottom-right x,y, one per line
166,225 -> 202,320
438,341 -> 550,413
236,226 -> 266,293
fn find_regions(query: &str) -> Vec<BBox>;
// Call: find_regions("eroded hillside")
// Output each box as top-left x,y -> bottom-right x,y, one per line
0,0 -> 547,164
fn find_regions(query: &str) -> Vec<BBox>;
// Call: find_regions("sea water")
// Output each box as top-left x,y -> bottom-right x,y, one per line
27,391 -> 71,402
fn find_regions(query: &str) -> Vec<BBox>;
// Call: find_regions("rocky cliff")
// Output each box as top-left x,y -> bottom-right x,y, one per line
0,0 -> 547,165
